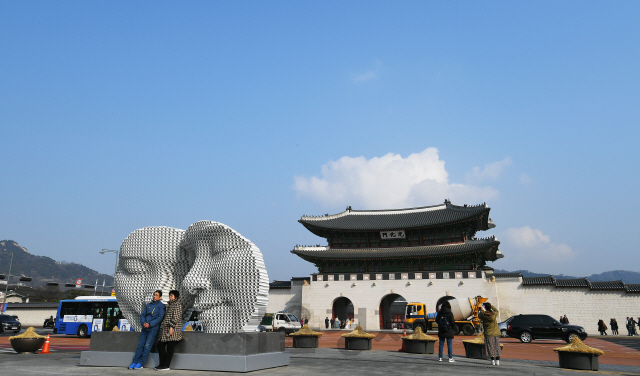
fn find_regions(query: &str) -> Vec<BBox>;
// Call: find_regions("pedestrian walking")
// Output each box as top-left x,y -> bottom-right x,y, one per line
435,301 -> 456,363
563,315 -> 569,324
128,290 -> 166,370
478,303 -> 501,366
597,319 -> 607,335
325,317 -> 329,329
610,318 -> 618,335
156,290 -> 183,371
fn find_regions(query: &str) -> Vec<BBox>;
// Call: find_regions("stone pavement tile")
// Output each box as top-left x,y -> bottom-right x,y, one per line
0,350 -> 638,376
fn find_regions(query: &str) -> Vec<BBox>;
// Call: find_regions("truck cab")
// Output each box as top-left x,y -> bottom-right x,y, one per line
405,303 -> 428,331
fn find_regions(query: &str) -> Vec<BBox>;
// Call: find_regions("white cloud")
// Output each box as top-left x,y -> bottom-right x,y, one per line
500,226 -> 576,265
293,147 -> 499,209
352,60 -> 382,82
519,173 -> 532,185
466,157 -> 512,183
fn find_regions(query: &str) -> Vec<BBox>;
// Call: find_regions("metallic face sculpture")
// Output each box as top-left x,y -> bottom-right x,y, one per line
181,221 -> 269,333
114,221 -> 269,333
114,226 -> 194,331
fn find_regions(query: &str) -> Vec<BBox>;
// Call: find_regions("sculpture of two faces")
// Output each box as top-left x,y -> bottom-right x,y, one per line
114,221 -> 269,333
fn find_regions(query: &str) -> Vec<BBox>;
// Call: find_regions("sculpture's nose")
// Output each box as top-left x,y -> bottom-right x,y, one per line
182,264 -> 211,295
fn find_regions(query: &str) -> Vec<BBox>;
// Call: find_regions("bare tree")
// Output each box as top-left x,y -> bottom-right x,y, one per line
32,285 -> 63,302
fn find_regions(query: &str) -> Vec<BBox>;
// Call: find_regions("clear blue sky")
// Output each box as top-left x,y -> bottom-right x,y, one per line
2,2 -> 638,281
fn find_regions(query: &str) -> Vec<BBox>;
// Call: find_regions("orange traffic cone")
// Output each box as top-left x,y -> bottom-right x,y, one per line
399,328 -> 407,352
40,334 -> 51,354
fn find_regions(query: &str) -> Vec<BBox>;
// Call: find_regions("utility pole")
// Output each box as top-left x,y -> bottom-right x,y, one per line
2,253 -> 14,308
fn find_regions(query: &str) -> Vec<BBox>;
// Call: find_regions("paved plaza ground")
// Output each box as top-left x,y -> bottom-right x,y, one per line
1,328 -> 639,375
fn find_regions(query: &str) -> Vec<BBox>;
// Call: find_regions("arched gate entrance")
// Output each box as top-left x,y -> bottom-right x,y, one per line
379,294 -> 407,329
332,297 -> 354,322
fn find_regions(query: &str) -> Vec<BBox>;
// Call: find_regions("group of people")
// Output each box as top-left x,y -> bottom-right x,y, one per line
128,290 -> 183,371
323,317 -> 355,329
596,317 -> 638,336
436,301 -> 501,366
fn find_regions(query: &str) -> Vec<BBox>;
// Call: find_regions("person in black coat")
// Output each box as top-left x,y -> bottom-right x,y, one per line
325,317 -> 329,329
435,301 -> 457,362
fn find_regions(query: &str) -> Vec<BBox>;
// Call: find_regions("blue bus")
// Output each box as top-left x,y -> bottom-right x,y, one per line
54,296 -> 132,337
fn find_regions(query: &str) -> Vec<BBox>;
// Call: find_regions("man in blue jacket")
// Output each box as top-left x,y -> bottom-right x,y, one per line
129,290 -> 166,370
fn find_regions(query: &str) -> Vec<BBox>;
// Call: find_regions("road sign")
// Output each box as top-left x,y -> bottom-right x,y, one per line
76,279 -> 82,285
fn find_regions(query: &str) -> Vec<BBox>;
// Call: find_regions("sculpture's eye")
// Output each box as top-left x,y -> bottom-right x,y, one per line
121,258 -> 149,275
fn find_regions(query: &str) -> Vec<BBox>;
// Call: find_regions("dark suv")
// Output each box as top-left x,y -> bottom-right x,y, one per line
0,314 -> 22,333
506,314 -> 587,343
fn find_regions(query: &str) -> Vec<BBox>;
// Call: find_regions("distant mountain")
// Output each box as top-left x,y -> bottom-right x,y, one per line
0,240 -> 113,287
493,269 -> 640,284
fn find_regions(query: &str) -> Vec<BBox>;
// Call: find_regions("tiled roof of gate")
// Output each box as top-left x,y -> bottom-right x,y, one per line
589,281 -> 626,290
522,276 -> 555,286
291,239 -> 500,260
626,284 -> 640,293
269,280 -> 292,289
555,278 -> 591,288
299,201 -> 490,231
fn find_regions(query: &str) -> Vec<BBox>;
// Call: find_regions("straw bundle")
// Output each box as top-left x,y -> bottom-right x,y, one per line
462,332 -> 503,348
9,327 -> 46,340
553,337 -> 603,355
341,325 -> 376,339
402,326 -> 437,341
289,324 -> 323,337
463,332 -> 485,344
112,326 -> 120,331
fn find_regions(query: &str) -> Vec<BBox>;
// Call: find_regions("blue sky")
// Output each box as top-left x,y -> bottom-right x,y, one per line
1,2 -> 638,281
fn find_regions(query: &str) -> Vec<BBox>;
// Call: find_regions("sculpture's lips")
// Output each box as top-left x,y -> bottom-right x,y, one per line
193,301 -> 231,312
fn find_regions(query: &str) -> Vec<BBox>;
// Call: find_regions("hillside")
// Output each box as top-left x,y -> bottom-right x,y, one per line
493,269 -> 640,284
0,240 -> 114,287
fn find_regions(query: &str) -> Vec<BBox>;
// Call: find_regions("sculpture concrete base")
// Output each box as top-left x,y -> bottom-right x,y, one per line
80,331 -> 288,372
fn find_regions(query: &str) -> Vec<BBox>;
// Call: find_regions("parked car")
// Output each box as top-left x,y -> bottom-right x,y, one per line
498,316 -> 514,337
0,314 -> 22,333
506,314 -> 587,343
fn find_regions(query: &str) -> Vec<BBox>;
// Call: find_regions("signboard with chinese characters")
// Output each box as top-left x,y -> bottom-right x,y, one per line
380,230 -> 405,239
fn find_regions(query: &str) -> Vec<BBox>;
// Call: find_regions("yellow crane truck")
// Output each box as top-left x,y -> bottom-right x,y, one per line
404,295 -> 488,336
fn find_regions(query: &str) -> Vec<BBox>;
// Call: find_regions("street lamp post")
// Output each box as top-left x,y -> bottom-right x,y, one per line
2,253 -> 14,307
100,249 -> 119,296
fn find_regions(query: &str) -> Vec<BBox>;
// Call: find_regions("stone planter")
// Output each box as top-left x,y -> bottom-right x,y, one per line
344,337 -> 372,350
557,351 -> 599,371
403,339 -> 435,354
10,338 -> 46,354
463,341 -> 489,359
292,335 -> 319,348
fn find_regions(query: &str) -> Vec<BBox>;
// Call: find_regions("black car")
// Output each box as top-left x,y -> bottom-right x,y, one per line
506,314 -> 587,343
0,314 -> 22,333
